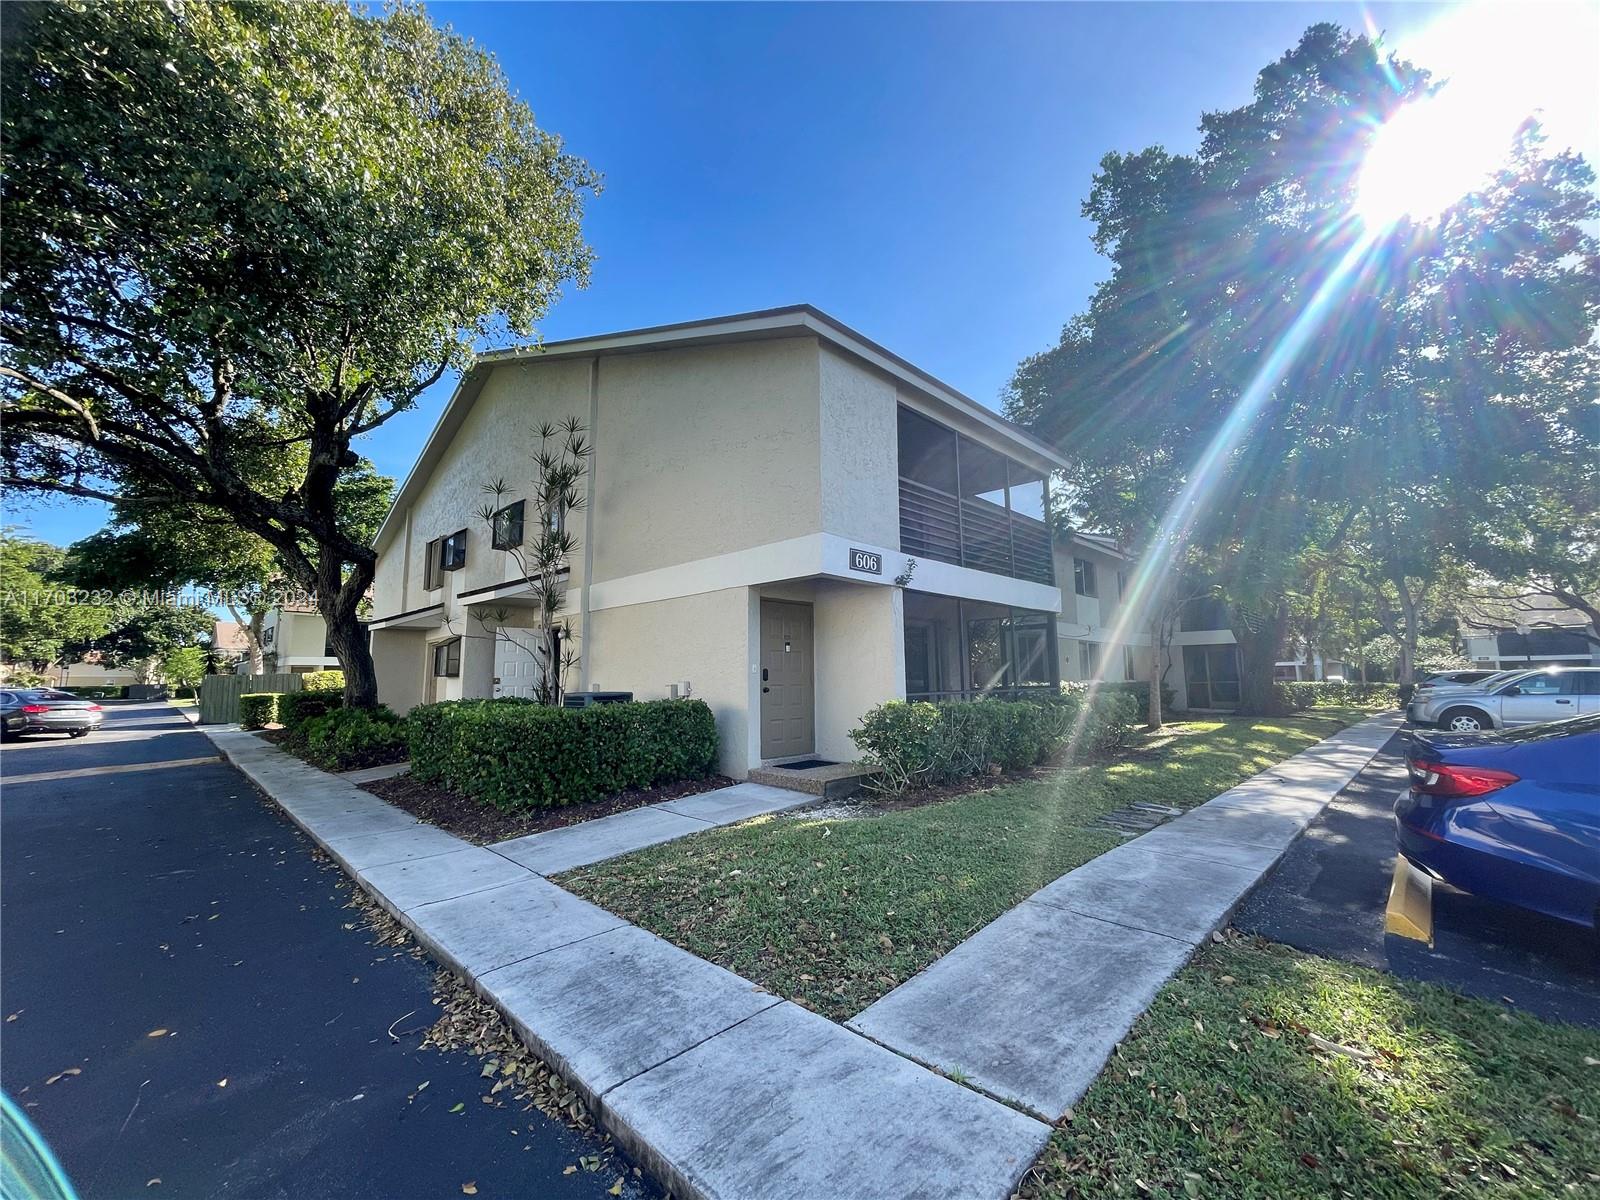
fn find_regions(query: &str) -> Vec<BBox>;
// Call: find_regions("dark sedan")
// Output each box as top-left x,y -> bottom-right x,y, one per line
0,689 -> 105,739
1396,714 -> 1600,931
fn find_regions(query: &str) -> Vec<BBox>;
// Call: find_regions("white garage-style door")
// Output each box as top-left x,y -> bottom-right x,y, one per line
493,631 -> 542,699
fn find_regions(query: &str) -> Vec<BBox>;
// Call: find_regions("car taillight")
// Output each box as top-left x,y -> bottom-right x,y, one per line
1407,758 -> 1519,798
86,704 -> 102,712
21,704 -> 49,714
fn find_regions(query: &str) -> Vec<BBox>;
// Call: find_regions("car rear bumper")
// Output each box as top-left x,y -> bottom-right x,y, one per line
20,713 -> 104,732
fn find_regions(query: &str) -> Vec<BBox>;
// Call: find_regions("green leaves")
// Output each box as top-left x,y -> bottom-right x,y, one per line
408,699 -> 719,810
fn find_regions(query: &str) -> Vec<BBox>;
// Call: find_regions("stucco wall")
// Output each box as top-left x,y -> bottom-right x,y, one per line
586,587 -> 753,778
811,581 -> 903,762
371,628 -> 427,713
379,357 -> 594,618
818,348 -> 899,549
590,339 -> 822,583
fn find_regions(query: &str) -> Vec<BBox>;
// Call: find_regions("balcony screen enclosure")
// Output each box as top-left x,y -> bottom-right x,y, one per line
897,407 -> 1054,586
903,592 -> 1059,701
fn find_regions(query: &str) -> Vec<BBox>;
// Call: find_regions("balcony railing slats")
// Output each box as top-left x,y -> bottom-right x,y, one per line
899,477 -> 1056,586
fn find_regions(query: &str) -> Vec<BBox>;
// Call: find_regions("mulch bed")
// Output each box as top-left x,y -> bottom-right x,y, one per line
362,773 -> 738,845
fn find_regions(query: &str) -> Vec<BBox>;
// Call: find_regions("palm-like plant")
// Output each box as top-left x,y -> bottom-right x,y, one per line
475,417 -> 591,705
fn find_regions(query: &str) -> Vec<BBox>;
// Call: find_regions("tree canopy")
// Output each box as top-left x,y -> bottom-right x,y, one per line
1,0 -> 598,705
1007,23 -> 1600,701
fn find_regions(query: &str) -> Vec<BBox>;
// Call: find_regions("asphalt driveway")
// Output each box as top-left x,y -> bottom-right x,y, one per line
1234,731 -> 1600,1026
1,701 -> 648,1199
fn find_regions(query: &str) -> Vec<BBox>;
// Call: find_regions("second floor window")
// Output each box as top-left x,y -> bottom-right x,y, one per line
1074,558 -> 1098,598
441,529 -> 468,572
492,501 -> 525,551
424,538 -> 442,590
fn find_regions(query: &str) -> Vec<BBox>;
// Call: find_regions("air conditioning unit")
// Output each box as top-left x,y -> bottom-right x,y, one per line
562,691 -> 634,709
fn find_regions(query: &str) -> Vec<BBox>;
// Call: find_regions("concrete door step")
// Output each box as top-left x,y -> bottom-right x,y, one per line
748,760 -> 880,798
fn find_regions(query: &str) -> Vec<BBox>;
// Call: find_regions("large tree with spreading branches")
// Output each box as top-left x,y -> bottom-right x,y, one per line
1,1 -> 598,706
1007,24 -> 1599,708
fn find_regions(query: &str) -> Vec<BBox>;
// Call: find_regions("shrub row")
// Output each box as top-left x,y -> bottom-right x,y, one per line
278,688 -> 343,741
408,698 -> 719,809
301,669 -> 345,692
63,685 -> 130,699
239,693 -> 280,730
1065,679 -> 1173,724
1280,681 -> 1399,710
301,706 -> 408,771
850,690 -> 1138,794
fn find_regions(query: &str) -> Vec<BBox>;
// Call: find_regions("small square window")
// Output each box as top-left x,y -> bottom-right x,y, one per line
440,529 -> 468,572
492,501 -> 525,551
432,638 -> 461,678
1074,558 -> 1098,598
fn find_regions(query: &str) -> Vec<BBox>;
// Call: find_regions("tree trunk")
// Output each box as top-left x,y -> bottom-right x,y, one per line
1395,582 -> 1419,686
317,556 -> 378,708
1146,617 -> 1164,731
1233,604 -> 1290,715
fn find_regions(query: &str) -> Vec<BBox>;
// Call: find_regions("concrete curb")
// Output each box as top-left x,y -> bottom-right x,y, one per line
200,728 -> 1052,1200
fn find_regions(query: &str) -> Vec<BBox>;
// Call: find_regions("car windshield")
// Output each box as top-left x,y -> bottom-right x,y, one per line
1432,669 -> 1517,690
1486,713 -> 1600,742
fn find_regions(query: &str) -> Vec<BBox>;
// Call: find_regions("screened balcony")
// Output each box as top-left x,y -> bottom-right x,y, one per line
903,592 -> 1059,702
897,406 -> 1054,586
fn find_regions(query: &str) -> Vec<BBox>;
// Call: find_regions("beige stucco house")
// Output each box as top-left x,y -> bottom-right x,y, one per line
369,306 -> 1074,778
256,606 -> 341,675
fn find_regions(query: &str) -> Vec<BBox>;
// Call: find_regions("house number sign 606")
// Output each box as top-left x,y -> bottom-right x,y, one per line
849,548 -> 883,575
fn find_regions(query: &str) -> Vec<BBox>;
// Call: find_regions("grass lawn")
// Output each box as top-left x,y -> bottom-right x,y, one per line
1025,934 -> 1600,1199
558,707 -> 1380,1021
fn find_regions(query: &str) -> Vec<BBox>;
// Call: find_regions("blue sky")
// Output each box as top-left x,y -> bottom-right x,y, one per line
11,1 -> 1594,548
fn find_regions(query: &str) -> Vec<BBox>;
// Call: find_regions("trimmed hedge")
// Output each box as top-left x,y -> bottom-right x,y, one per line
301,706 -> 408,771
278,688 -> 342,741
301,669 -> 345,692
1280,681 -> 1399,710
1068,679 -> 1174,724
239,693 -> 281,730
850,690 -> 1138,794
62,685 -> 130,699
408,698 -> 719,809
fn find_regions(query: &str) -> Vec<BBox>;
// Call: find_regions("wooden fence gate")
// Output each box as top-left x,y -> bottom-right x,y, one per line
199,672 -> 303,725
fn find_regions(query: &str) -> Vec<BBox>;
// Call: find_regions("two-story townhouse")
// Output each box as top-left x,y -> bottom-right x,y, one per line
256,605 -> 344,676
367,307 -> 1071,779
1055,532 -> 1153,685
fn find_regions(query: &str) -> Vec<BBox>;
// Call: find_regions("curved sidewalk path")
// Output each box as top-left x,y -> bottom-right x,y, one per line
205,712 -> 1398,1198
848,713 -> 1402,1120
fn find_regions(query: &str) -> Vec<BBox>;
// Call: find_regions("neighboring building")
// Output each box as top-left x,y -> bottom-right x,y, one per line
1461,625 -> 1599,670
211,619 -> 253,668
256,605 -> 344,675
369,306 -> 1068,778
49,654 -> 139,688
1455,591 -> 1599,670
1056,533 -> 1152,686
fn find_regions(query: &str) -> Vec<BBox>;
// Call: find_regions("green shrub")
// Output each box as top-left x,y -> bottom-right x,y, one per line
850,690 -> 1138,794
1079,679 -> 1174,723
301,669 -> 345,692
63,685 -> 129,699
278,688 -> 342,741
301,706 -> 407,770
1280,681 -> 1399,710
239,693 -> 281,730
408,698 -> 719,809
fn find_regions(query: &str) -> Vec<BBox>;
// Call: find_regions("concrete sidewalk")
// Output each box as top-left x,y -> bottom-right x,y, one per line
206,729 -> 1052,1200
848,713 -> 1401,1121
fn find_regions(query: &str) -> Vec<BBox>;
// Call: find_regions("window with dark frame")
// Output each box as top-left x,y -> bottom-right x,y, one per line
1079,639 -> 1100,678
432,637 -> 461,678
1074,557 -> 1098,598
440,529 -> 468,571
424,537 -> 442,591
491,501 -> 526,551
1123,644 -> 1137,681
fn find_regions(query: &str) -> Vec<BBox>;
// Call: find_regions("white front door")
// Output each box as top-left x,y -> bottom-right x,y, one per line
493,631 -> 541,699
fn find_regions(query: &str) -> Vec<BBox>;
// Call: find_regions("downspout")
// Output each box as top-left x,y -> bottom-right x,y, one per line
579,355 -> 598,692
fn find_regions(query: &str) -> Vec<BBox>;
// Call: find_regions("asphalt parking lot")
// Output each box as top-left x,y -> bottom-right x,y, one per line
1,702 -> 648,1200
1234,731 -> 1600,1026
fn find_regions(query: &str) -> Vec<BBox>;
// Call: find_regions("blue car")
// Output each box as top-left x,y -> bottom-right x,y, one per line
1396,714 -> 1600,931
